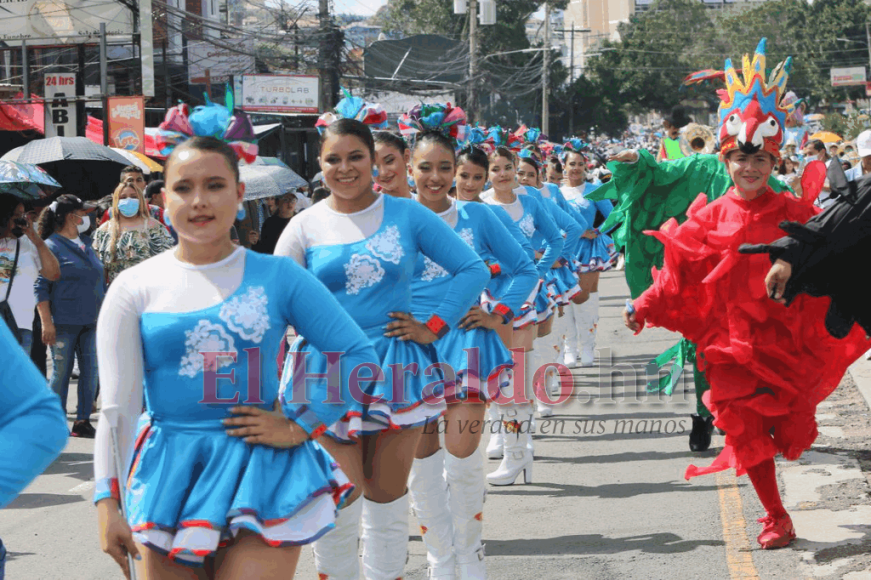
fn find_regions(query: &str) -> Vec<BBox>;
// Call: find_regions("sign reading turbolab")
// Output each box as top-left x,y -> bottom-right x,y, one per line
107,97 -> 145,153
236,75 -> 319,114
44,73 -> 77,138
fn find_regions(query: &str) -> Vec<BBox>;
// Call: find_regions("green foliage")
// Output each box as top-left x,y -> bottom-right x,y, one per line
822,110 -> 871,140
577,0 -> 871,135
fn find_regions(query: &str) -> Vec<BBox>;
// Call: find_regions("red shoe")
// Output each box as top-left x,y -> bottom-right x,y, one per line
756,513 -> 796,549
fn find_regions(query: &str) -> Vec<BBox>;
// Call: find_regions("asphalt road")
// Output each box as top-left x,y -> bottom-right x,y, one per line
4,271 -> 871,579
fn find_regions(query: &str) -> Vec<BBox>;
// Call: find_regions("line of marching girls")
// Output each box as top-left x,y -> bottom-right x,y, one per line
7,39 -> 871,580
53,86 -> 620,580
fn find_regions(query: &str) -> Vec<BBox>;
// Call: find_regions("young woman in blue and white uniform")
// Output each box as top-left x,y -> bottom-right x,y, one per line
560,145 -> 618,367
490,148 -> 585,419
274,119 -> 489,580
373,131 -> 414,200
408,131 -> 538,579
480,147 -> 566,486
94,137 -> 378,579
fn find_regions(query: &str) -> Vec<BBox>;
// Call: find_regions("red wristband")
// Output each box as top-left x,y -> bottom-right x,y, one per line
425,314 -> 449,339
492,303 -> 513,323
488,263 -> 502,277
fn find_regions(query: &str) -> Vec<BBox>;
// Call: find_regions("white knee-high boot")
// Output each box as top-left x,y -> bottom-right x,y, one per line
361,494 -> 410,580
408,450 -> 455,579
561,306 -> 579,367
445,450 -> 486,579
313,498 -> 362,580
576,295 -> 598,367
531,339 -> 553,418
485,403 -> 503,459
582,292 -> 600,367
486,402 -> 533,486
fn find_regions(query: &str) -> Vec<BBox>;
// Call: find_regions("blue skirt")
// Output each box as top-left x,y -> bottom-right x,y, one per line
577,233 -> 618,272
285,333 -> 446,443
544,264 -> 581,306
126,414 -> 353,566
434,326 -> 514,403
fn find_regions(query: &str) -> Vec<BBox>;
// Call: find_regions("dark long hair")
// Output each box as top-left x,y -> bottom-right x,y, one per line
37,194 -> 82,240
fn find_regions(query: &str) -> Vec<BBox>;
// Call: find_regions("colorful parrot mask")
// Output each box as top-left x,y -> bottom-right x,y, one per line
718,38 -> 793,160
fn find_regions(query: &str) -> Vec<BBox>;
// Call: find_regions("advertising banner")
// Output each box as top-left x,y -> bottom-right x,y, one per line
831,67 -> 866,87
237,75 -> 319,114
188,39 -> 255,84
107,96 -> 145,152
0,0 -> 132,45
44,73 -> 77,138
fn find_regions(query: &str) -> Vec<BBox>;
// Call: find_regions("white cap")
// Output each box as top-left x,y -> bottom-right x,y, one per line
857,130 -> 871,157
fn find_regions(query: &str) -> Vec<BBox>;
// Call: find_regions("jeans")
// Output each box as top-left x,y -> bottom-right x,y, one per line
49,323 -> 97,421
17,328 -> 32,354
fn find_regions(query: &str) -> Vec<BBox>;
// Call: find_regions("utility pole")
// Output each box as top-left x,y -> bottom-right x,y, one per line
318,0 -> 331,112
542,1 -> 550,135
469,0 -> 478,122
569,21 -> 574,135
866,21 -> 871,89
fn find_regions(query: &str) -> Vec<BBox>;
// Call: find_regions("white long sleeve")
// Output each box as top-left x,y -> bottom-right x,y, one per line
93,247 -> 247,502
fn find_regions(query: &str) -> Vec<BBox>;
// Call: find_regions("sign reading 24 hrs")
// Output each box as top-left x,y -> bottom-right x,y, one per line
44,73 -> 77,138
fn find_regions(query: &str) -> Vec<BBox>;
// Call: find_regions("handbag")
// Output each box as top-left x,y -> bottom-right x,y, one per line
0,239 -> 22,343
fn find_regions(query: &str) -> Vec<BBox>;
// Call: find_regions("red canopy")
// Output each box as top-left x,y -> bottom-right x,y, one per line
0,93 -> 164,159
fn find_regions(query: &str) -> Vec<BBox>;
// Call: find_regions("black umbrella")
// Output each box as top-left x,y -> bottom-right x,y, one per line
1,138 -> 132,201
1,137 -> 131,165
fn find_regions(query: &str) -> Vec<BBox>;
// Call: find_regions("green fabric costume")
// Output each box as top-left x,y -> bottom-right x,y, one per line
589,150 -> 791,415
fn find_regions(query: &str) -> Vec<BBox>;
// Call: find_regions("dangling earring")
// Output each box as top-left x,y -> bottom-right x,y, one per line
372,165 -> 379,178
236,202 -> 246,221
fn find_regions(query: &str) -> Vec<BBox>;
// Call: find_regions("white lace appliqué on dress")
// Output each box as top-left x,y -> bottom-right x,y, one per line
345,254 -> 385,295
518,214 -> 535,238
420,256 -> 449,282
366,225 -> 404,264
219,286 -> 270,343
458,228 -> 475,249
179,321 -> 238,378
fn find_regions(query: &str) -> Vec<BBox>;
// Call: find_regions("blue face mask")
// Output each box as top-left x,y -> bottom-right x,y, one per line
118,198 -> 140,218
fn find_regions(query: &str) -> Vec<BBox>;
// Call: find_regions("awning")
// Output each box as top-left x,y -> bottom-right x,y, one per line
254,123 -> 282,137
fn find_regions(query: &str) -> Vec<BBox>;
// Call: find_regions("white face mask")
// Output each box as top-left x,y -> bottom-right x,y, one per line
76,215 -> 90,234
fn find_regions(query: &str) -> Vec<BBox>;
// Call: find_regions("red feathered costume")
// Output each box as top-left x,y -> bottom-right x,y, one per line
634,188 -> 871,479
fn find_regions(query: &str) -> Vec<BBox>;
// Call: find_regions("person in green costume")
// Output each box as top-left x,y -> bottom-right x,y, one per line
658,106 -> 693,162
587,148 -> 791,451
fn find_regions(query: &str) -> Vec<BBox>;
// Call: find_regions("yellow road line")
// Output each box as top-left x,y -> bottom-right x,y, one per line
716,471 -> 761,580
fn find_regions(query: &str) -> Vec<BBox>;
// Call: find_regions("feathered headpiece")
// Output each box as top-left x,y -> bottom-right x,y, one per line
560,137 -> 589,162
156,90 -> 258,163
463,126 -> 494,154
717,38 -> 792,159
315,88 -> 388,134
398,103 -> 469,146
515,125 -> 546,146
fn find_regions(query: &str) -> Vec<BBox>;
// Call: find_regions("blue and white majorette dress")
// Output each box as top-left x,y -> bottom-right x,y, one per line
481,187 -> 565,326
411,198 -> 539,401
93,248 -> 378,566
518,184 -> 584,305
275,193 -> 489,442
560,182 -> 618,272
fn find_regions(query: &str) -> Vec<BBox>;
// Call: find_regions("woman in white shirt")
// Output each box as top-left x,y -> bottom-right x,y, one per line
0,193 -> 60,351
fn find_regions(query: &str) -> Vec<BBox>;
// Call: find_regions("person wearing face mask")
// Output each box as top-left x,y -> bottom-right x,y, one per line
622,40 -> 871,550
34,195 -> 105,438
0,193 -> 60,351
92,182 -> 174,285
